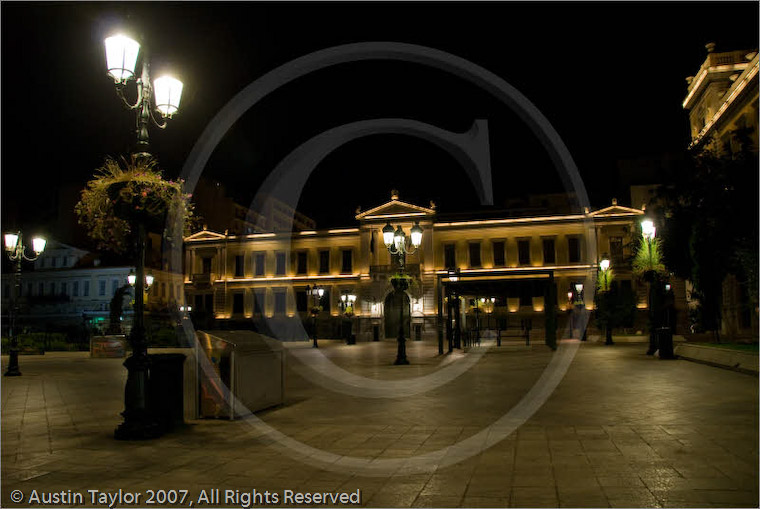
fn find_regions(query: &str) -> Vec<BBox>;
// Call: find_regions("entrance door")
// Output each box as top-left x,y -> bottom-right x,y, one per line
384,291 -> 411,338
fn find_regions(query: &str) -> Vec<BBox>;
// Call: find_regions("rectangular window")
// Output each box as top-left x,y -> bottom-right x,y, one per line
161,282 -> 167,298
195,294 -> 204,311
444,244 -> 456,269
274,291 -> 286,315
543,238 -> 556,264
568,237 -> 581,263
50,282 -> 56,295
296,252 -> 307,275
38,282 -> 45,295
254,253 -> 265,276
51,257 -> 57,268
232,293 -> 244,314
253,290 -> 265,315
518,240 -> 531,266
296,290 -> 308,312
235,255 -> 244,277
275,252 -> 286,275
519,282 -> 533,307
492,241 -> 505,267
61,282 -> 68,296
202,257 -> 212,274
26,283 -> 32,296
319,250 -> 330,274
320,288 -> 330,310
169,284 -> 174,299
469,243 -> 481,268
112,279 -> 119,295
610,237 -> 623,266
83,281 -> 90,297
341,249 -> 353,273
99,280 -> 106,296
73,281 -> 79,297
62,256 -> 68,266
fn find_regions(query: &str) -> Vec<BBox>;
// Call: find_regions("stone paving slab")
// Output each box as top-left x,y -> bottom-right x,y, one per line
1,341 -> 758,508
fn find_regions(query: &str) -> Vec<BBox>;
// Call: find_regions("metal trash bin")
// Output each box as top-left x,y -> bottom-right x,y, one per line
147,353 -> 186,432
197,331 -> 285,419
657,327 -> 675,359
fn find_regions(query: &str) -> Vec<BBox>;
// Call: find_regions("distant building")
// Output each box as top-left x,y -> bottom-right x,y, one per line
683,43 -> 759,339
192,177 -> 316,235
183,191 -> 656,342
1,240 -> 184,332
684,43 -> 759,152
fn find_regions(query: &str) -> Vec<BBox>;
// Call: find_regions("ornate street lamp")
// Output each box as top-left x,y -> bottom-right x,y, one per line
104,34 -> 183,158
3,232 -> 45,376
641,219 -> 658,355
598,255 -> 614,345
382,221 -> 423,365
306,285 -> 324,348
104,33 -> 184,440
340,292 -> 357,317
574,282 -> 587,341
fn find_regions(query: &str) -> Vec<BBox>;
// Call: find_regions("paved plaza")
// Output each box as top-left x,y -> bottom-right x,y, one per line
1,339 -> 758,508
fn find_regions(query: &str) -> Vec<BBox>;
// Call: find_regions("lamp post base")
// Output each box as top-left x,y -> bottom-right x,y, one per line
4,350 -> 21,376
114,353 -> 162,440
394,337 -> 409,365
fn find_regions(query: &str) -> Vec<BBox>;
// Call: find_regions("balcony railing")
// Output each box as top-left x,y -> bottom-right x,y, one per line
370,264 -> 420,279
191,273 -> 212,287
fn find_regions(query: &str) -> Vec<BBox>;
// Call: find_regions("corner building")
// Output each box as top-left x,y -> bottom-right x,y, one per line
184,192 -> 647,343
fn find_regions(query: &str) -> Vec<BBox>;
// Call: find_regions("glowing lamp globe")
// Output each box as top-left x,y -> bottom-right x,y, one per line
599,258 -> 610,271
410,222 -> 423,248
641,219 -> 656,240
393,226 -> 405,250
104,35 -> 140,83
4,233 -> 19,252
32,237 -> 46,254
153,76 -> 183,118
382,223 -> 394,247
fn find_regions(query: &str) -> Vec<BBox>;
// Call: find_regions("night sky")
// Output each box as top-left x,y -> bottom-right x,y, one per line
2,2 -> 758,239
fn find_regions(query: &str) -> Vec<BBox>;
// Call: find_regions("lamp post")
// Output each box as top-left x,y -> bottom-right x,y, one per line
382,221 -> 423,365
574,282 -> 586,341
641,219 -> 658,355
340,291 -> 357,344
306,285 -> 324,348
3,232 -> 46,376
598,256 -> 613,345
104,33 -> 184,440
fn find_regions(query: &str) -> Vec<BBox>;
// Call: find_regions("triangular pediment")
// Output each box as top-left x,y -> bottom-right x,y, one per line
589,205 -> 645,217
185,229 -> 227,242
356,199 -> 436,220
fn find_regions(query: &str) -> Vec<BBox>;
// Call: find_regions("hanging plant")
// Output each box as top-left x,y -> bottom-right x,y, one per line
75,155 -> 196,253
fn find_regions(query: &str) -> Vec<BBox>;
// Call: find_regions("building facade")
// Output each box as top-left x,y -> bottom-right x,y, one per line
1,240 -> 184,332
683,43 -> 759,339
184,191 -> 653,342
684,43 -> 759,151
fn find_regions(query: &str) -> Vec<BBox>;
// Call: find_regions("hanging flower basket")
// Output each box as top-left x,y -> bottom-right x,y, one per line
390,274 -> 411,292
75,155 -> 195,253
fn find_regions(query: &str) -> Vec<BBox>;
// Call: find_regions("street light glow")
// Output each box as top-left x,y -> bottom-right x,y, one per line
32,237 -> 46,254
641,219 -> 656,239
104,34 -> 140,83
153,76 -> 184,117
599,258 -> 610,271
4,233 -> 18,251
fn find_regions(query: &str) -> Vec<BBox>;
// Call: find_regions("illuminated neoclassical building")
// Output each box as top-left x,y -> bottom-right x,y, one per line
684,43 -> 758,151
183,190 -> 648,343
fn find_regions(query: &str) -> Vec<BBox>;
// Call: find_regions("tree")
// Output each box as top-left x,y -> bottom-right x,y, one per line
657,130 -> 759,339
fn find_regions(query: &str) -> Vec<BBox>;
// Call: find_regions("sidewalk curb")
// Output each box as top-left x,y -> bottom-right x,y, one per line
675,343 -> 759,375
